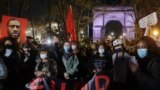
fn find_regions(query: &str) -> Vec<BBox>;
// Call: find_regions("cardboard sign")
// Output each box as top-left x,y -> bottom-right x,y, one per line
139,12 -> 158,28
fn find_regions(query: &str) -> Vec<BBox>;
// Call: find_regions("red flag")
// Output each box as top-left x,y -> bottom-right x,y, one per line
66,6 -> 77,41
0,15 -> 27,44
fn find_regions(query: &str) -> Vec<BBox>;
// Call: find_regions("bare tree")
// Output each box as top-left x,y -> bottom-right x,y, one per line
53,0 -> 94,40
131,0 -> 160,39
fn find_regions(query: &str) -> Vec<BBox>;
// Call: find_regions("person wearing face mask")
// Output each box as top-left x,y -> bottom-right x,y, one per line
34,47 -> 58,78
58,41 -> 80,81
111,39 -> 137,90
129,36 -> 160,90
71,41 -> 86,82
26,47 -> 57,90
1,38 -> 21,90
90,44 -> 112,75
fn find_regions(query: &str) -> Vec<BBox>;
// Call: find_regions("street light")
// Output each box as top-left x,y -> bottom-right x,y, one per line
111,32 -> 114,36
153,30 -> 159,36
122,33 -> 126,36
152,28 -> 159,39
47,39 -> 52,45
80,30 -> 84,34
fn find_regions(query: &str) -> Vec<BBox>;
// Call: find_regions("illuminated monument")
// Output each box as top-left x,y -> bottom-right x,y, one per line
93,6 -> 135,41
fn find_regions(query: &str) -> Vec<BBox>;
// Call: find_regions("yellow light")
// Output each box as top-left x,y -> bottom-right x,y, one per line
152,30 -> 159,36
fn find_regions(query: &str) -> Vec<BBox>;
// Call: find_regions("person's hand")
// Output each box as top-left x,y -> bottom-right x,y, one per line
129,62 -> 139,73
93,68 -> 102,73
93,69 -> 96,73
64,72 -> 70,79
96,68 -> 102,72
34,71 -> 43,77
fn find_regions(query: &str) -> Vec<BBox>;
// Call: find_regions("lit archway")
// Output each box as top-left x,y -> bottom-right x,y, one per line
105,20 -> 122,38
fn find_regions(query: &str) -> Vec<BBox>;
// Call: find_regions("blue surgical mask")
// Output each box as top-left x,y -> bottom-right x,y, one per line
137,49 -> 148,59
98,48 -> 105,54
64,46 -> 70,53
40,54 -> 47,59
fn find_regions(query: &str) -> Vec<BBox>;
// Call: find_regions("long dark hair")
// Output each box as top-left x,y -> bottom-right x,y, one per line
141,36 -> 158,54
136,36 -> 159,59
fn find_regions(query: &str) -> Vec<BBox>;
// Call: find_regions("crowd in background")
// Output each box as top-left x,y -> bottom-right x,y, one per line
0,33 -> 159,90
0,17 -> 158,90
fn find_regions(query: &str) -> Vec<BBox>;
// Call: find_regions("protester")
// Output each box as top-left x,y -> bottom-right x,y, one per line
129,36 -> 160,90
1,38 -> 21,90
19,43 -> 37,90
34,47 -> 58,78
60,41 -> 80,80
90,44 -> 112,75
111,39 -> 136,90
48,35 -> 62,61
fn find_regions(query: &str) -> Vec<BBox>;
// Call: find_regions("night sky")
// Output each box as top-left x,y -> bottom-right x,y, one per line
0,0 -> 129,22
0,0 -> 49,22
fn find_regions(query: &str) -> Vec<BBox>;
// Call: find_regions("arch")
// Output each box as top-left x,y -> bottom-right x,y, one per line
93,6 -> 134,41
105,20 -> 123,38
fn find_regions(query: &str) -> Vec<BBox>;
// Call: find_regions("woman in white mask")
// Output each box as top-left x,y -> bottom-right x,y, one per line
90,44 -> 112,75
129,36 -> 160,90
26,47 -> 58,90
34,47 -> 58,78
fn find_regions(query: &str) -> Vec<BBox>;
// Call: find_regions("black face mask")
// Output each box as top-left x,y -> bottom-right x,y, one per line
4,45 -> 13,49
115,48 -> 122,52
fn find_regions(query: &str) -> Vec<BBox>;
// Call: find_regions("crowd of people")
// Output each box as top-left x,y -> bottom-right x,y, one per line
0,18 -> 159,90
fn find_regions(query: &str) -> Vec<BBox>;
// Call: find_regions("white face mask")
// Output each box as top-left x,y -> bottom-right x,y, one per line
98,48 -> 105,54
4,49 -> 13,57
71,45 -> 76,50
40,54 -> 47,59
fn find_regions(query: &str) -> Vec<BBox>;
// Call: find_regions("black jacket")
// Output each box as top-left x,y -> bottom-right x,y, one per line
135,57 -> 160,90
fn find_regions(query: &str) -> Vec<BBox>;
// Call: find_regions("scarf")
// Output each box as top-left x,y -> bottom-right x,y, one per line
62,54 -> 79,75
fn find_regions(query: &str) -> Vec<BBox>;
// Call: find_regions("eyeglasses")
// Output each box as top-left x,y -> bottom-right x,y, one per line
8,25 -> 20,28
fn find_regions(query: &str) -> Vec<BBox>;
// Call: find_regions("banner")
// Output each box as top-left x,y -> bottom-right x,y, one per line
0,15 -> 28,44
66,6 -> 77,41
27,74 -> 110,90
81,74 -> 110,90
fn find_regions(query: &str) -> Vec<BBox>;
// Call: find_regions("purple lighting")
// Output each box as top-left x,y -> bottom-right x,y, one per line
93,6 -> 135,41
